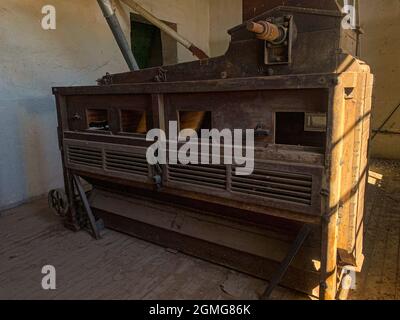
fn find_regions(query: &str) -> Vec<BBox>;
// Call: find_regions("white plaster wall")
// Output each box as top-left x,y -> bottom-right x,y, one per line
0,0 -> 129,210
359,0 -> 400,159
209,0 -> 242,57
0,0 -> 213,210
117,0 -> 211,62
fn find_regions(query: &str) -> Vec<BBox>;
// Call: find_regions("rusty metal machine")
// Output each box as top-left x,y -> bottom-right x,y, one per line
53,2 -> 373,300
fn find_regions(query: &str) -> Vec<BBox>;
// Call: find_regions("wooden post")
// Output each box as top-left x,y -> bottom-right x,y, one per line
320,79 -> 345,300
54,94 -> 80,231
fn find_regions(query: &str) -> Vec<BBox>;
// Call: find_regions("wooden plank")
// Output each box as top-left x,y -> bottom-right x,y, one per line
242,0 -> 341,21
53,74 -> 335,96
1,198 -> 310,300
96,209 -> 321,297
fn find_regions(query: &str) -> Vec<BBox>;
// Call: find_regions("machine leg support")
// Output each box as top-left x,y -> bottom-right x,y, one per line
261,225 -> 312,300
72,175 -> 102,240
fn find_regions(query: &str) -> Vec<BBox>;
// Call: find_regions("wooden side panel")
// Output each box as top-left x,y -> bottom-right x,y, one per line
355,70 -> 374,264
337,71 -> 361,266
320,83 -> 346,300
337,64 -> 373,268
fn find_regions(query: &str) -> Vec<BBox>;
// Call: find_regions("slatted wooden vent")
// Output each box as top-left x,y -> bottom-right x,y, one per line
67,146 -> 103,168
231,168 -> 312,205
168,164 -> 227,190
105,150 -> 148,177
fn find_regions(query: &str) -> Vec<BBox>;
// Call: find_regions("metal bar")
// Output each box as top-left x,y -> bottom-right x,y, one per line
73,175 -> 101,240
97,0 -> 139,71
120,0 -> 209,60
261,225 -> 312,299
372,130 -> 400,136
371,102 -> 400,141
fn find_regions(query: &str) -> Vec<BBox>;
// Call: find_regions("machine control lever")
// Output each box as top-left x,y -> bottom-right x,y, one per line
254,124 -> 271,137
153,164 -> 163,191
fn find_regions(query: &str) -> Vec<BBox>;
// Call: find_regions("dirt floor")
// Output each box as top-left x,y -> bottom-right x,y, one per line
0,160 -> 399,300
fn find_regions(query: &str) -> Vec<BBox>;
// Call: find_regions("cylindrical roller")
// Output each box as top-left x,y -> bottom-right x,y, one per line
121,0 -> 209,60
247,21 -> 283,42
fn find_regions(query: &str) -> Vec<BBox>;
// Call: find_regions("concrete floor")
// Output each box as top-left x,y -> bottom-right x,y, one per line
349,160 -> 400,300
0,160 -> 399,300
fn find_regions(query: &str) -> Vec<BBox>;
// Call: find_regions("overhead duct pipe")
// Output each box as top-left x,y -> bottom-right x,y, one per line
97,0 -> 140,71
119,0 -> 209,60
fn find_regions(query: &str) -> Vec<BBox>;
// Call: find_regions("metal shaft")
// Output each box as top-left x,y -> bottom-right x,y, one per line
247,21 -> 282,42
97,0 -> 139,71
120,0 -> 209,60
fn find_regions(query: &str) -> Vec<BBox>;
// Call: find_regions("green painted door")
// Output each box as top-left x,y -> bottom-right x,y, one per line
131,20 -> 163,69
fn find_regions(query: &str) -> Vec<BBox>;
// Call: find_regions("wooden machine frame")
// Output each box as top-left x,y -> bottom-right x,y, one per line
53,4 -> 373,299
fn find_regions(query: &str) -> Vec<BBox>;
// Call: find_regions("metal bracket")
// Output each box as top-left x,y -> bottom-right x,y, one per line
264,15 -> 295,66
97,72 -> 113,86
260,224 -> 312,299
154,67 -> 168,82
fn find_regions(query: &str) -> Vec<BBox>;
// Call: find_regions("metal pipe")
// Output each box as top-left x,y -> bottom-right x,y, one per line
371,101 -> 400,141
372,130 -> 400,136
120,0 -> 209,60
97,0 -> 139,71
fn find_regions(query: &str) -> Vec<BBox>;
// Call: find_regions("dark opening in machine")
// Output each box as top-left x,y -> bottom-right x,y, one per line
275,112 -> 326,149
120,110 -> 148,134
87,109 -> 109,131
178,111 -> 212,135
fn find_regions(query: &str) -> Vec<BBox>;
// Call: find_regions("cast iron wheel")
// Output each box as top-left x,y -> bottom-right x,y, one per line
48,189 -> 69,217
